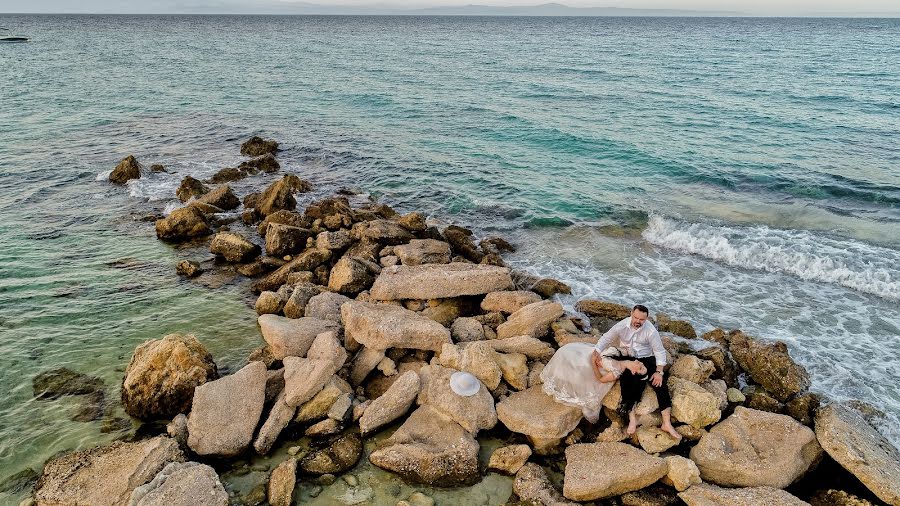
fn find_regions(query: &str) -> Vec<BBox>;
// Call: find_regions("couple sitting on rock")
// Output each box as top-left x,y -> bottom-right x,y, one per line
541,304 -> 682,441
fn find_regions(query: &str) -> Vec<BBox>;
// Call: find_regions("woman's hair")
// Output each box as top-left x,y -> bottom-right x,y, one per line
618,371 -> 647,416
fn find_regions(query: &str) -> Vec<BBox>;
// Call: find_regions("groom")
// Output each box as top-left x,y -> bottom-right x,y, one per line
591,304 -> 681,440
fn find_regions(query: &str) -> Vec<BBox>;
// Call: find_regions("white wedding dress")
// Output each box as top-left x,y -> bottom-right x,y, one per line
540,343 -> 622,423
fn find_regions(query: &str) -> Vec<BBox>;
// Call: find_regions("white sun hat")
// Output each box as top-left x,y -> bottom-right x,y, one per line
449,371 -> 481,397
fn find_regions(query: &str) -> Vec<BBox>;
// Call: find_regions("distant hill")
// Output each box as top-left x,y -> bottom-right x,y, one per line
409,3 -> 737,16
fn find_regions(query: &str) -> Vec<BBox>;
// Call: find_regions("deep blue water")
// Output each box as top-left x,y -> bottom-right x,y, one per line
0,14 -> 898,499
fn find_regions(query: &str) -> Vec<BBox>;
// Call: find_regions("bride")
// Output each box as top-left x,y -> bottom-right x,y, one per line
541,342 -> 647,423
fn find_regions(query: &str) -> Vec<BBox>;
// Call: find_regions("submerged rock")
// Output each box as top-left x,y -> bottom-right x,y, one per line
300,432 -> 363,475
240,152 -> 280,173
689,406 -> 822,488
109,154 -> 142,184
369,263 -> 512,300
369,404 -> 480,487
121,333 -> 218,420
129,461 -> 228,506
175,259 -> 202,278
33,368 -> 105,399
513,463 -> 576,506
240,136 -> 279,157
33,436 -> 184,506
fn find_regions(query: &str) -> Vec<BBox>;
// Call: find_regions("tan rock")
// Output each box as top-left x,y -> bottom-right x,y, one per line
488,444 -> 532,475
209,231 -> 260,263
251,248 -> 332,293
496,386 -> 581,440
368,405 -> 480,486
573,299 -> 631,320
283,356 -> 339,408
394,239 -> 451,266
530,278 -> 571,298
315,229 -> 351,250
480,290 -> 542,314
661,455 -> 701,492
815,403 -> 900,506
479,335 -> 554,360
121,333 -> 217,420
676,424 -> 707,441
128,461 -> 227,506
417,364 -> 497,434
513,463 -> 577,506
728,331 -> 810,402
437,342 -> 502,390
252,391 -> 297,455
303,291 -> 350,323
295,376 -> 352,423
267,458 -> 297,506
187,362 -> 266,457
109,154 -> 141,184
155,206 -> 210,242
495,352 -> 528,390
496,300 -> 564,340
341,300 -> 451,351
669,355 -> 715,384
255,290 -> 288,316
306,331 -> 347,372
328,255 -> 374,295
635,426 -> 679,454
33,436 -> 184,506
562,442 -> 667,501
350,347 -> 386,386
678,483 -> 810,506
359,370 -> 420,434
669,377 -> 721,428
257,314 -> 340,360
369,263 -> 513,300
450,317 -> 485,342
265,223 -> 313,257
689,406 -> 823,488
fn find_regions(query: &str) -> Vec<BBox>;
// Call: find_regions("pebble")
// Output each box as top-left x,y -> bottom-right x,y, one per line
408,492 -> 434,506
288,445 -> 302,456
19,499 -> 34,506
309,485 -> 323,498
315,473 -> 337,486
343,474 -> 358,486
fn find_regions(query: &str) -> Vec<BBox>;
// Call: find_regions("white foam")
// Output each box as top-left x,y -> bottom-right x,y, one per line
95,170 -> 112,181
642,215 -> 900,301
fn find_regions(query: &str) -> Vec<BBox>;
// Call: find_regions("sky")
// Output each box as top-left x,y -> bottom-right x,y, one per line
0,0 -> 898,16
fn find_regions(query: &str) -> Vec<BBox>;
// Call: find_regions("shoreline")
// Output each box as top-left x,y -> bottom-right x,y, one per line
8,137 -> 900,506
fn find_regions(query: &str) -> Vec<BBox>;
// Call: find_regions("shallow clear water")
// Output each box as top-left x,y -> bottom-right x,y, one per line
0,14 -> 898,503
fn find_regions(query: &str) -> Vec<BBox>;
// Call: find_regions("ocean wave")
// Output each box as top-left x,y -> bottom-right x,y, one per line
642,215 -> 900,301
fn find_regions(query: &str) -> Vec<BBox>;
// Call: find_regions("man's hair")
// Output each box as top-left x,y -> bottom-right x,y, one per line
632,304 -> 650,315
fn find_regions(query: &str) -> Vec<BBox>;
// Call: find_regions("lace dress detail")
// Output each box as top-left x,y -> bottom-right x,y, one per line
540,343 -> 622,423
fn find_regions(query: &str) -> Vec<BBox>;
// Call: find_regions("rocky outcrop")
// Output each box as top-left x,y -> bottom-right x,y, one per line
417,364 -> 497,434
359,370 -> 420,434
815,403 -> 900,506
481,290 -> 542,314
562,442 -> 667,501
341,300 -> 451,352
513,463 -> 577,506
496,300 -> 564,340
497,386 -> 581,440
393,239 -> 451,265
121,333 -> 218,420
187,362 -> 267,457
678,483 -> 810,506
155,206 -> 210,242
369,405 -> 480,487
33,436 -> 184,506
258,314 -> 341,359
488,444 -> 532,475
240,136 -> 278,156
109,155 -> 142,184
209,231 -> 260,262
128,461 -> 228,506
689,406 -> 822,488
176,176 -> 209,202
369,264 -> 512,300
728,332 -> 810,402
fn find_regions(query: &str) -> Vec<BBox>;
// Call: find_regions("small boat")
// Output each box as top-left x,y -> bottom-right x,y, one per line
0,28 -> 29,42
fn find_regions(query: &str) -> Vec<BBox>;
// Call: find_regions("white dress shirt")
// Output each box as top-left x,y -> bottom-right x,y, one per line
593,317 -> 667,366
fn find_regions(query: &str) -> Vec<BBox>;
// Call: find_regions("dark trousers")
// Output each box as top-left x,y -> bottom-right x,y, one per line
621,356 -> 672,411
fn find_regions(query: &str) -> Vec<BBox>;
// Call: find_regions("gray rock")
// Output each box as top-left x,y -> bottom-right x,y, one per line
393,239 -> 452,266
304,291 -> 350,323
678,483 -> 810,506
128,462 -> 227,506
418,364 -> 497,434
187,362 -> 267,457
341,300 -> 451,352
563,442 -> 667,501
360,370 -> 421,434
252,390 -> 297,455
369,264 -> 513,300
258,314 -> 340,360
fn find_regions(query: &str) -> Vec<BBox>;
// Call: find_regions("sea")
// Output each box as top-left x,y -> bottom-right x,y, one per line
0,14 -> 898,504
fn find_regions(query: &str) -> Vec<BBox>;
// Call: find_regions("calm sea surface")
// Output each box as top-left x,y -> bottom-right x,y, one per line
1,14 -> 898,502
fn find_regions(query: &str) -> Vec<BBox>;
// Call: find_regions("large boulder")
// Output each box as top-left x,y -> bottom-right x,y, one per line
437,342 -> 502,390
728,332 -> 810,402
496,300 -> 564,340
417,364 -> 497,434
240,136 -> 278,156
689,406 -> 822,488
196,185 -> 240,211
121,333 -> 218,420
265,223 -> 313,257
341,300 -> 451,352
129,461 -> 228,506
669,377 -> 722,428
155,206 -> 210,242
209,232 -> 260,263
369,404 -> 480,486
479,335 -> 554,360
258,175 -> 309,217
562,442 -> 667,501
109,154 -> 142,184
33,436 -> 184,506
176,176 -> 209,202
513,463 -> 577,506
328,255 -> 374,294
480,290 -> 542,314
350,219 -> 413,245
251,248 -> 332,292
496,385 -> 582,440
678,483 -> 810,506
574,299 -> 630,320
283,354 -> 342,407
359,370 -> 420,434
370,264 -> 513,300
304,291 -> 350,323
187,362 -> 267,457
258,314 -> 340,359
815,403 -> 900,506
393,239 -> 451,266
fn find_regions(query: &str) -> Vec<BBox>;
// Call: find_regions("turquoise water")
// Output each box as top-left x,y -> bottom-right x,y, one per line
1,14 -> 899,501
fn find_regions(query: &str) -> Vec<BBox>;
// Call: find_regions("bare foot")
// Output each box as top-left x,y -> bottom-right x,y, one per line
661,423 -> 682,442
626,416 -> 638,436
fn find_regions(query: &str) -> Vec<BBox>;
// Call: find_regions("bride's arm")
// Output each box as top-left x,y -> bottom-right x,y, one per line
591,350 -> 620,383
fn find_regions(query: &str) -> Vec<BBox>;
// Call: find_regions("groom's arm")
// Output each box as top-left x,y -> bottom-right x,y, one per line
593,319 -> 625,354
